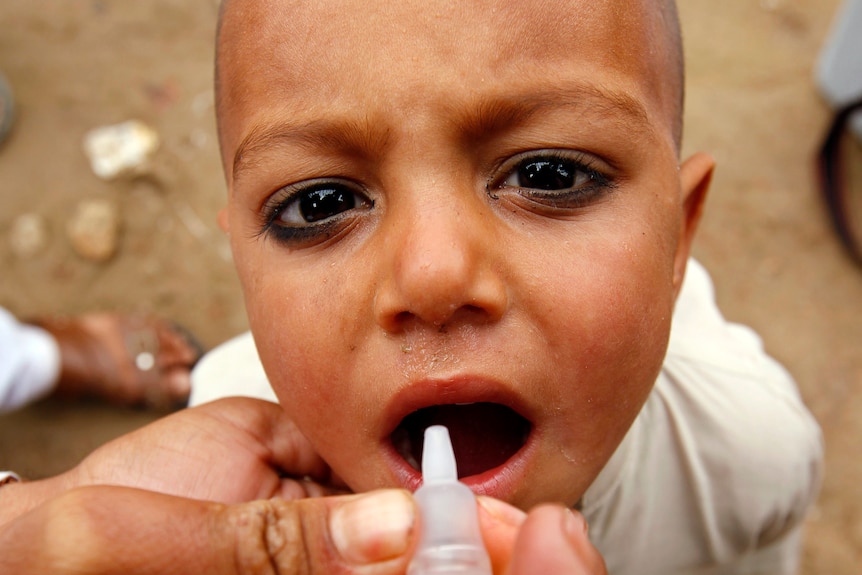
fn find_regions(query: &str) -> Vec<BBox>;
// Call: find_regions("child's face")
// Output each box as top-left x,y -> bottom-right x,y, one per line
217,0 -> 711,508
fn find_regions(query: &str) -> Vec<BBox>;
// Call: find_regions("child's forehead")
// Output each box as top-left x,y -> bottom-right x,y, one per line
217,0 -> 679,156
222,0 -> 662,65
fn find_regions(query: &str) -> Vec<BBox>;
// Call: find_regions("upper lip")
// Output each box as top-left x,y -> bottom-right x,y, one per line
381,374 -> 536,496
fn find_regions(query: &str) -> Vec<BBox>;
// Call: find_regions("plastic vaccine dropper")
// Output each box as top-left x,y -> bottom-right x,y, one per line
407,425 -> 493,575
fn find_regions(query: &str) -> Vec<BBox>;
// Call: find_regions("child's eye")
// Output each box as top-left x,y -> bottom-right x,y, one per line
491,151 -> 614,210
277,184 -> 365,225
503,157 -> 590,190
262,180 -> 373,243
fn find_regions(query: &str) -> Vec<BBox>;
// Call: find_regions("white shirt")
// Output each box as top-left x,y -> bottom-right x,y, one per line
0,307 -> 61,412
583,259 -> 823,574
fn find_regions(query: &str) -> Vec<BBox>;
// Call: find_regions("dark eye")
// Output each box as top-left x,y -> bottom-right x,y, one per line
272,181 -> 371,226
262,180 -> 373,244
280,184 -> 360,224
492,151 -> 614,210
502,156 -> 593,191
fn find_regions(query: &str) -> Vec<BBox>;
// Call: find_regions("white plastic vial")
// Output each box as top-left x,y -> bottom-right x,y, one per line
407,425 -> 493,575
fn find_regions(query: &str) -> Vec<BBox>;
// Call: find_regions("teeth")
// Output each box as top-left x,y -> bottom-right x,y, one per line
405,452 -> 419,471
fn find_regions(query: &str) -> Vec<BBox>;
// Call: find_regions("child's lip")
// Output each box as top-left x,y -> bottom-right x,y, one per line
381,375 -> 537,499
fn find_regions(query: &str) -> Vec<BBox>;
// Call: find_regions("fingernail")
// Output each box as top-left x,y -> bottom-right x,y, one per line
330,490 -> 415,565
563,508 -> 588,540
477,496 -> 527,526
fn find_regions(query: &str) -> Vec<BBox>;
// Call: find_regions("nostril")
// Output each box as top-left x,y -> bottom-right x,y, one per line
393,311 -> 414,327
463,304 -> 493,319
384,306 -> 498,336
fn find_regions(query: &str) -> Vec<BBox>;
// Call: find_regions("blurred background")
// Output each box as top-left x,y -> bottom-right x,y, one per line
0,0 -> 860,572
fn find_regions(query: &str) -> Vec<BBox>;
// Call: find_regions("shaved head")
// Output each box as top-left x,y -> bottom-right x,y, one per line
658,0 -> 685,146
214,0 -> 686,163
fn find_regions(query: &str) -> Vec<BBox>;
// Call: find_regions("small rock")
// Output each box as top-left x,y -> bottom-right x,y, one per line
189,128 -> 209,149
82,120 -> 159,180
66,199 -> 120,262
8,213 -> 49,258
191,90 -> 213,118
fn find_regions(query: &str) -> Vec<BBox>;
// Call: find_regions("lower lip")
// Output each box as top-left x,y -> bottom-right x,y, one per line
382,431 -> 536,499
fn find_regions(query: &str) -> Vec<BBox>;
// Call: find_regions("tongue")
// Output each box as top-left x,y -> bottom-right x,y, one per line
398,403 -> 530,479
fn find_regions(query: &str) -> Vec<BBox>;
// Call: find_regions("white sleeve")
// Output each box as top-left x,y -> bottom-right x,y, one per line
188,330 -> 277,406
0,307 -> 61,412
582,260 -> 823,575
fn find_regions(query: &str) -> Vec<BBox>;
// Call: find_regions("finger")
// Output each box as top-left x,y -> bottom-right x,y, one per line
277,476 -> 351,500
203,398 -> 334,483
0,486 -> 418,575
161,367 -> 193,400
264,489 -> 418,574
476,496 -> 525,573
152,321 -> 203,368
506,505 -> 608,575
72,398 -> 338,504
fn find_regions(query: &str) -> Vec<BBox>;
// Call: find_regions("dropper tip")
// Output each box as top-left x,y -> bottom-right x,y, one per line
421,425 -> 458,484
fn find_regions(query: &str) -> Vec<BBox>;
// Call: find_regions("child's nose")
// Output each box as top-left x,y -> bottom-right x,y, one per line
373,198 -> 508,333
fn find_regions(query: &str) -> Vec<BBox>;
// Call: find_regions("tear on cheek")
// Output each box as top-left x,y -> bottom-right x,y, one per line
390,403 -> 531,478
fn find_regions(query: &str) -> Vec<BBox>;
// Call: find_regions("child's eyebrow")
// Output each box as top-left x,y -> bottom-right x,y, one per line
231,84 -> 652,183
232,117 -> 391,184
455,84 -> 652,144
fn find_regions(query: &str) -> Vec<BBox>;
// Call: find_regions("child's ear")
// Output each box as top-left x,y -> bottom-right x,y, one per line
672,152 -> 715,296
217,207 -> 230,234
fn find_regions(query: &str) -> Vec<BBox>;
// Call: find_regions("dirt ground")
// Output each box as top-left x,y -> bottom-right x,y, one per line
0,0 -> 860,572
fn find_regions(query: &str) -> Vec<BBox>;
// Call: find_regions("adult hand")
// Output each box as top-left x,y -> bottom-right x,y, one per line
74,397 -> 340,502
0,487 -> 416,575
0,398 -> 340,525
0,486 -> 606,575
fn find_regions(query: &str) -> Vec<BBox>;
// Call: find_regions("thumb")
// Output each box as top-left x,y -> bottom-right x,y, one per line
507,505 -> 608,575
0,486 -> 418,575
227,489 -> 418,574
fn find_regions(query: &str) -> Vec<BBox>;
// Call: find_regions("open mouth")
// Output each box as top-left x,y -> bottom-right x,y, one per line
390,403 -> 532,479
